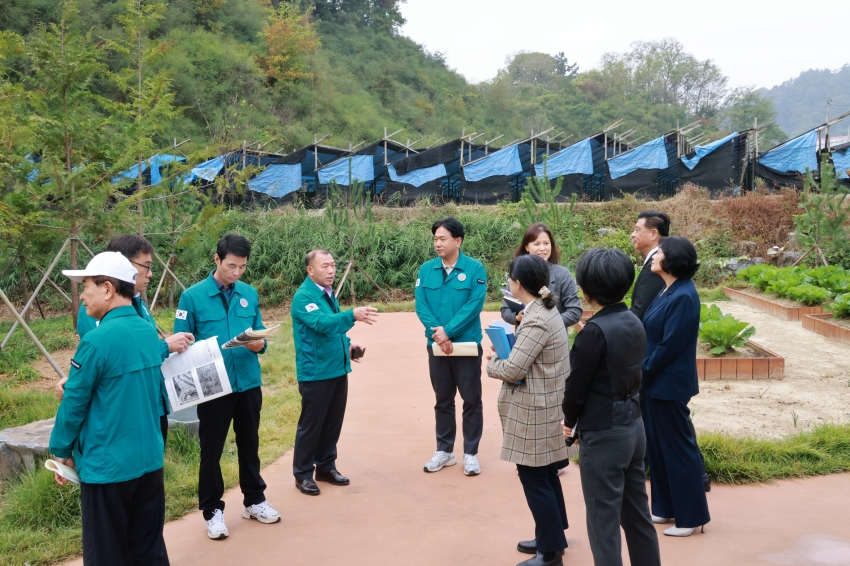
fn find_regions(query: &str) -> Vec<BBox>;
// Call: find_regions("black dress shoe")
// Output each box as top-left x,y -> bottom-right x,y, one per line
703,472 -> 712,492
295,478 -> 320,495
517,551 -> 563,566
315,469 -> 350,486
517,540 -> 566,556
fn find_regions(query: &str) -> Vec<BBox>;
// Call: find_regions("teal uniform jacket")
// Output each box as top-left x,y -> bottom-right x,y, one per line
291,278 -> 355,382
49,305 -> 165,484
173,271 -> 266,392
415,251 -> 487,346
77,297 -> 171,415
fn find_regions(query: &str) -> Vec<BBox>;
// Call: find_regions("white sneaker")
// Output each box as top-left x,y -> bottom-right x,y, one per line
206,509 -> 229,540
463,454 -> 481,476
424,451 -> 456,472
242,500 -> 281,524
652,515 -> 673,524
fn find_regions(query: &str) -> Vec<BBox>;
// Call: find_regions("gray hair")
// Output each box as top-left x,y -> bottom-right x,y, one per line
305,249 -> 332,268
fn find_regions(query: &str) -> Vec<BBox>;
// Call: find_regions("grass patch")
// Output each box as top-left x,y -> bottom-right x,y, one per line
0,320 -> 300,565
701,424 -> 850,484
0,316 -> 77,383
698,286 -> 730,302
0,389 -> 59,430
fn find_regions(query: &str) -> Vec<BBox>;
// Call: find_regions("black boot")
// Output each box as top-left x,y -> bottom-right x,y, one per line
517,551 -> 563,566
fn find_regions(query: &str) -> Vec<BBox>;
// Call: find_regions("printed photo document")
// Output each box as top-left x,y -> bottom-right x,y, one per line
160,337 -> 232,410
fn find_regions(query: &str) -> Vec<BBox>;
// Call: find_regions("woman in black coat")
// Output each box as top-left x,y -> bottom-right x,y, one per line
641,236 -> 710,537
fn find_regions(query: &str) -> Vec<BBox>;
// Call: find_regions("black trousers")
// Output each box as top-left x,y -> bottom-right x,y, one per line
293,375 -> 348,480
426,346 -> 483,455
160,415 -> 168,447
578,419 -> 661,566
81,468 -> 169,566
197,387 -> 266,520
642,395 -> 711,529
516,463 -> 568,553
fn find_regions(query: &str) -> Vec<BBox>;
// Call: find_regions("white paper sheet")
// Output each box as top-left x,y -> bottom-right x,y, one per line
160,337 -> 232,410
431,342 -> 479,357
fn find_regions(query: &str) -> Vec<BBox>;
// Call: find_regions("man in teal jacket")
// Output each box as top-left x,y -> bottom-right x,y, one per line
174,234 -> 279,540
290,249 -> 378,496
50,252 -> 169,565
64,234 -> 194,446
415,218 -> 487,476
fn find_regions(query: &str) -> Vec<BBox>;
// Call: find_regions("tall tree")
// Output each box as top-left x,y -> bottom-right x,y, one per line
721,87 -> 786,146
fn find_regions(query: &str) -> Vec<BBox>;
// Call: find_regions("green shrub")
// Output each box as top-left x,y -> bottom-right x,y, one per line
698,304 -> 755,355
826,293 -> 850,319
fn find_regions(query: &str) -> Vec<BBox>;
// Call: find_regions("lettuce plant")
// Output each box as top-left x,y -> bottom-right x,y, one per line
826,293 -> 850,319
784,283 -> 832,306
698,304 -> 756,355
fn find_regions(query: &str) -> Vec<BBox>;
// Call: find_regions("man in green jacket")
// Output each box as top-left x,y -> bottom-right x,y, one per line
50,251 -> 169,565
290,249 -> 378,496
415,218 -> 487,476
61,234 -> 194,446
174,234 -> 279,540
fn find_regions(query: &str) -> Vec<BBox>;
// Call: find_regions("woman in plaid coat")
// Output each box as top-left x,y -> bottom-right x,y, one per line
486,254 -> 570,566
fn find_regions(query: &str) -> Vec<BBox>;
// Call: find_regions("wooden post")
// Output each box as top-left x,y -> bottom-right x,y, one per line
0,287 -> 66,380
19,253 -> 29,323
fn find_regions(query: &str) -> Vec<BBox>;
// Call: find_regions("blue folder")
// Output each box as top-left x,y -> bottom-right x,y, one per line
485,326 -> 513,359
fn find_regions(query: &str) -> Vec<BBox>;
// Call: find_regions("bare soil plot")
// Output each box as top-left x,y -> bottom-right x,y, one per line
692,302 -> 850,439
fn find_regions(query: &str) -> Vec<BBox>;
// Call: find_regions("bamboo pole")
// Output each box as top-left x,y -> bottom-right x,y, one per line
0,287 -> 66,380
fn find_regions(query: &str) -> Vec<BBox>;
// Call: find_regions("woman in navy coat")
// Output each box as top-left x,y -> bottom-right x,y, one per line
641,236 -> 710,537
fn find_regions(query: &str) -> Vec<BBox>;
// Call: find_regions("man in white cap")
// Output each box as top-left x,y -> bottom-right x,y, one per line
49,252 -> 170,565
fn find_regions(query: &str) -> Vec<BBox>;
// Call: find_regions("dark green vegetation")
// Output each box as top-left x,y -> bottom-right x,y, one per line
0,0 -> 784,155
0,313 -> 301,566
760,65 -> 850,138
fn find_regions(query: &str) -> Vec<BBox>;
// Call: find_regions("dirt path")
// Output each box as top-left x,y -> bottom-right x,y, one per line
692,301 -> 850,439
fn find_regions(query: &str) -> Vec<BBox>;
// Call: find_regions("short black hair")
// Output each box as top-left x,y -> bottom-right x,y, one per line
509,254 -> 557,309
431,218 -> 464,241
106,234 -> 154,260
305,249 -> 331,267
575,248 -> 635,306
216,233 -> 251,260
658,236 -> 699,280
638,211 -> 670,237
92,275 -> 136,299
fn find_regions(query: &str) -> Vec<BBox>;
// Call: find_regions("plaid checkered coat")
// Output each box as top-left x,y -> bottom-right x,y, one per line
487,298 -> 570,466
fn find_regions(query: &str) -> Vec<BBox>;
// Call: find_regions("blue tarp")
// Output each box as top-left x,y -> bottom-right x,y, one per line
534,138 -> 593,178
832,149 -> 850,179
387,163 -> 447,187
112,162 -> 148,184
759,130 -> 818,173
318,155 -> 375,185
184,156 -> 226,184
607,136 -> 670,179
247,164 -> 303,197
463,145 -> 523,182
681,132 -> 738,170
149,154 -> 186,185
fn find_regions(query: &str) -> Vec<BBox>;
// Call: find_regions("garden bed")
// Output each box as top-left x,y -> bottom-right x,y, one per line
723,287 -> 824,321
697,340 -> 784,381
802,314 -> 850,345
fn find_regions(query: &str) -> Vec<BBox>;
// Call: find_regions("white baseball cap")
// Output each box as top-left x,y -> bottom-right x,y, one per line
62,252 -> 139,284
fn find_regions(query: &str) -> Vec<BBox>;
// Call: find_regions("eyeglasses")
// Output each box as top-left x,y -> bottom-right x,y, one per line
130,260 -> 154,275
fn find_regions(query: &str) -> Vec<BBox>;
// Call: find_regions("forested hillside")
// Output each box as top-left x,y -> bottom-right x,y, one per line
1,0 -> 786,155
760,65 -> 850,139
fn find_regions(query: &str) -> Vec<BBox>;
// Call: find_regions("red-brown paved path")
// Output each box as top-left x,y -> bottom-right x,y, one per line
68,313 -> 850,565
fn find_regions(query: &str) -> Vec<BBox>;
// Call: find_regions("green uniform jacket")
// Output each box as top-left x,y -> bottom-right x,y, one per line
173,272 -> 266,392
77,297 -> 171,415
291,278 -> 355,382
49,305 -> 165,484
415,251 -> 487,345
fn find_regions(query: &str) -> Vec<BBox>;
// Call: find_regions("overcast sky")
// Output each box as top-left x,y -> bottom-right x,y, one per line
399,0 -> 850,91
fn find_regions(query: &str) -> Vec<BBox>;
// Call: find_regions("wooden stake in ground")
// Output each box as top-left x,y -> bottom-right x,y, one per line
0,287 -> 66,380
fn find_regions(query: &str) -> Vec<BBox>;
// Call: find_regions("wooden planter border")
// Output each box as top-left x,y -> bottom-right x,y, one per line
696,341 -> 784,381
802,313 -> 850,345
723,287 -> 823,321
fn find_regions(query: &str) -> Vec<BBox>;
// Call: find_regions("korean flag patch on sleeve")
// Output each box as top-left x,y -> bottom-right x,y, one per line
306,303 -> 319,313
175,309 -> 188,320
415,278 -> 420,287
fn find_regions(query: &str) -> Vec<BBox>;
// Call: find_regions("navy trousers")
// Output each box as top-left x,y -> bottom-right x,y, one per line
293,375 -> 349,480
427,346 -> 483,455
516,462 -> 569,553
642,395 -> 710,529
